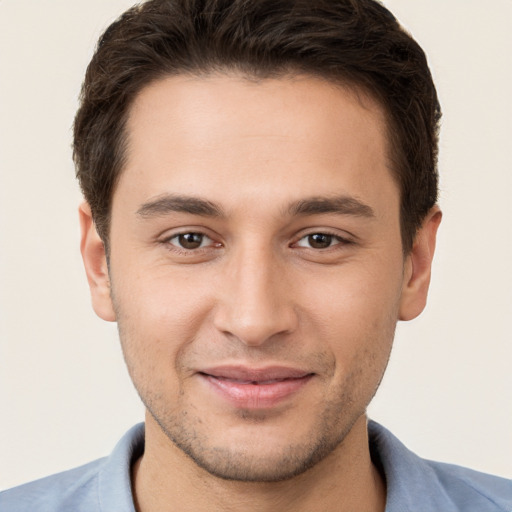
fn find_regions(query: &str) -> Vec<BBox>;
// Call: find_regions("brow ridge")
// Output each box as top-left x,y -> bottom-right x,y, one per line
288,196 -> 375,218
136,194 -> 224,218
136,193 -> 374,220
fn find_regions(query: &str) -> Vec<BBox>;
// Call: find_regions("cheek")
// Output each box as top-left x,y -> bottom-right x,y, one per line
113,262 -> 214,327
301,260 -> 402,376
111,269 -> 216,379
304,258 -> 403,330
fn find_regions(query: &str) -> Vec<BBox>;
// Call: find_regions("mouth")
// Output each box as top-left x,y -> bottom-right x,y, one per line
198,366 -> 314,408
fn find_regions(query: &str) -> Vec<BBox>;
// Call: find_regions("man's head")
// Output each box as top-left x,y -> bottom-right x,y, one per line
74,0 -> 440,255
77,0 -> 441,484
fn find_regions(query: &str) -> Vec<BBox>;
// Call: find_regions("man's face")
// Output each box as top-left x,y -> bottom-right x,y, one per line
83,74 -> 435,481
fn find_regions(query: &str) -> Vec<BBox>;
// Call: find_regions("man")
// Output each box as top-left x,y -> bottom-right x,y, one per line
1,0 -> 511,510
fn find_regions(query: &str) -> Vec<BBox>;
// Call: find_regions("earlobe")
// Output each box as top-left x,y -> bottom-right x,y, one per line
79,202 -> 116,322
399,206 -> 442,321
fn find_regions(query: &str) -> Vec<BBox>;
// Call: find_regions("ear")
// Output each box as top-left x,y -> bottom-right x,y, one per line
399,206 -> 442,321
79,202 -> 116,322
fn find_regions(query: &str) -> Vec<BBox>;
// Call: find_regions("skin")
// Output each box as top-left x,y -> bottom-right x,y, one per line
80,74 -> 441,512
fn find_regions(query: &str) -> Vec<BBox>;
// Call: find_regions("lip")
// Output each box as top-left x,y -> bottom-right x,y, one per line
198,365 -> 314,409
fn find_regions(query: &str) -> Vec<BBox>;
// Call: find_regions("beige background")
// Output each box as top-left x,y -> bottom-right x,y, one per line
1,0 -> 511,489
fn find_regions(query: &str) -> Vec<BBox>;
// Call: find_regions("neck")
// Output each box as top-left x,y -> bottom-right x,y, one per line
132,414 -> 386,512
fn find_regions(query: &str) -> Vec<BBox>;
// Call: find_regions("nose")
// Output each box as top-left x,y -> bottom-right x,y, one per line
213,244 -> 298,347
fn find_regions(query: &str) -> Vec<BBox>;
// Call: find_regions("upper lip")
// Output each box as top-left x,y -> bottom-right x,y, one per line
199,365 -> 313,382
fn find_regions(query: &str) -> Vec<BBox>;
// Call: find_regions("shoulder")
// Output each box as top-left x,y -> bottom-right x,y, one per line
0,458 -> 105,512
368,420 -> 512,512
426,459 -> 512,511
0,423 -> 144,512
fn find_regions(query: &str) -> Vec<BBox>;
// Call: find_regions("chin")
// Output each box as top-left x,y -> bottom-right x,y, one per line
151,407 -> 355,483
174,440 -> 339,483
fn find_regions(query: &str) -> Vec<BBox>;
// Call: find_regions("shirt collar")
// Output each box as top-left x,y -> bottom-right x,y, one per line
97,421 -> 509,512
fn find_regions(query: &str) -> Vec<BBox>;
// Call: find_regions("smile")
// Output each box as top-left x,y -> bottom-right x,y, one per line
198,366 -> 314,408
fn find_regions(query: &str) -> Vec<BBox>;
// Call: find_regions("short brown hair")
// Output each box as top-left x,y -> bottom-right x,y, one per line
74,0 -> 441,252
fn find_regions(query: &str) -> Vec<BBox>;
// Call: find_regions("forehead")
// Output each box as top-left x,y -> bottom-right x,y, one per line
116,73 -> 397,218
126,73 -> 389,156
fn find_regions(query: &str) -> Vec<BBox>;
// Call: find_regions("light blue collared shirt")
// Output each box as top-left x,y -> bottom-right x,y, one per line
1,421 -> 511,511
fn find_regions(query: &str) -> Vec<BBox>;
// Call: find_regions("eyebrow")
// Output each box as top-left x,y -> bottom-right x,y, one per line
136,193 -> 375,220
136,194 -> 224,218
288,196 -> 375,218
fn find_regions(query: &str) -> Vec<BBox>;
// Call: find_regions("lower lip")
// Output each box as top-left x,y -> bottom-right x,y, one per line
201,374 -> 313,409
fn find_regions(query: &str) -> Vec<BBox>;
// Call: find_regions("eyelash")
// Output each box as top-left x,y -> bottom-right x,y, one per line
293,231 -> 352,250
163,230 -> 352,253
164,232 -> 219,254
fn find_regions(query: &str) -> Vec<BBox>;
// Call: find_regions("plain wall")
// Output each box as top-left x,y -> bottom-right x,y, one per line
1,0 -> 511,489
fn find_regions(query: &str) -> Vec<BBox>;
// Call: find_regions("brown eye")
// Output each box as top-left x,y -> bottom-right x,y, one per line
175,233 -> 205,249
307,233 -> 333,249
